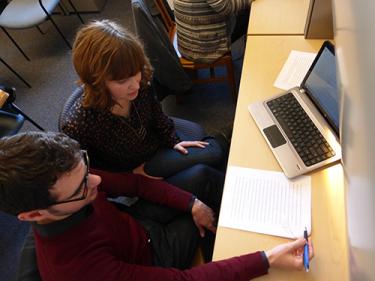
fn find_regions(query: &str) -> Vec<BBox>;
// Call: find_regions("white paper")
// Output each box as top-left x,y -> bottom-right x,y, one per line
218,166 -> 311,238
274,50 -> 317,90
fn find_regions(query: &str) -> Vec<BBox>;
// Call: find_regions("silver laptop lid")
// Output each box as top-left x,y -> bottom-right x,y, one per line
300,41 -> 340,137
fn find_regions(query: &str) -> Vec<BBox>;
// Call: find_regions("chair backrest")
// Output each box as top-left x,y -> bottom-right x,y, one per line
0,0 -> 84,58
153,0 -> 184,59
58,86 -> 83,131
0,0 -> 59,28
0,109 -> 24,137
131,0 -> 192,95
154,0 -> 175,40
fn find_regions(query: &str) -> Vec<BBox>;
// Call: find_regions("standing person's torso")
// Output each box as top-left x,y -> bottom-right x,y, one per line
174,0 -> 233,62
174,0 -> 251,62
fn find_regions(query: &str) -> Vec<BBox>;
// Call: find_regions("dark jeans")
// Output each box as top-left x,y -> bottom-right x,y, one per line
144,117 -> 227,178
144,137 -> 224,178
123,164 -> 225,267
126,164 -> 224,222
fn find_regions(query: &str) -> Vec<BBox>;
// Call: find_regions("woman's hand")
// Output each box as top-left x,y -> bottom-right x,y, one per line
132,163 -> 163,180
173,141 -> 209,154
265,238 -> 314,270
191,199 -> 217,237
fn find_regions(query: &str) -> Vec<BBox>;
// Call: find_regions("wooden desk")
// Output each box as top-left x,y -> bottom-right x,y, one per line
213,36 -> 349,281
248,0 -> 310,35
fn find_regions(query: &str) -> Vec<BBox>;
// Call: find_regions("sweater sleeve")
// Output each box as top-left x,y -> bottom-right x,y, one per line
206,0 -> 251,15
92,168 -> 192,211
75,250 -> 269,281
147,90 -> 181,147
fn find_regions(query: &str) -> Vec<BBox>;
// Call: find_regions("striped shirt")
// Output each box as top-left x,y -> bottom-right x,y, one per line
174,0 -> 251,63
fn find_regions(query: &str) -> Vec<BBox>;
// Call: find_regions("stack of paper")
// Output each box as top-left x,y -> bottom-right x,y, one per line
274,50 -> 316,90
218,166 -> 311,238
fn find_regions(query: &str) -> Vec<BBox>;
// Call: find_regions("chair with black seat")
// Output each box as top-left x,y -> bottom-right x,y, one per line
0,0 -> 84,61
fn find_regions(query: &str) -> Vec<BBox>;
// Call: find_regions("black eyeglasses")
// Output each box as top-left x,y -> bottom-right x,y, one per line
53,150 -> 90,205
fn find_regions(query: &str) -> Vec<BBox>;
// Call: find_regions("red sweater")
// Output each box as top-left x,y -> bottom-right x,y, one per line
33,170 -> 269,281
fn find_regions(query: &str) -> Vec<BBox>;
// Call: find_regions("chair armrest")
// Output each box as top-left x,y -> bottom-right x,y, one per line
0,109 -> 24,136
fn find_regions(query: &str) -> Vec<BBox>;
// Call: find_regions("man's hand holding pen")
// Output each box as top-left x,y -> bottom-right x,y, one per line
265,238 -> 314,271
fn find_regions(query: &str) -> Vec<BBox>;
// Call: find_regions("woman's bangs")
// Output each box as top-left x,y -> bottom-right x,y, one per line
109,44 -> 144,81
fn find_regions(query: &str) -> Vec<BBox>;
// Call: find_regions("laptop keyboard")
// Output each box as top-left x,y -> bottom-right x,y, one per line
266,93 -> 335,167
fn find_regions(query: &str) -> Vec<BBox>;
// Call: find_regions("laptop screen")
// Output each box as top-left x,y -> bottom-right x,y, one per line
302,41 -> 339,136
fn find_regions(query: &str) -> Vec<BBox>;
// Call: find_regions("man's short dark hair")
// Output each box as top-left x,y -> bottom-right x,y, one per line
0,132 -> 81,215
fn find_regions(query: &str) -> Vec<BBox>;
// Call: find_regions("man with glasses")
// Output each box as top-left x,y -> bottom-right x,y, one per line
0,131 -> 313,281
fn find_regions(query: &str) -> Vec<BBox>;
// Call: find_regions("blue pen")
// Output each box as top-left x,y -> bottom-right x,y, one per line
303,228 -> 310,272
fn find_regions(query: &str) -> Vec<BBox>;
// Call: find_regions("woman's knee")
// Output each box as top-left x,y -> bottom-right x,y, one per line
187,164 -> 215,179
188,164 -> 225,190
166,164 -> 224,197
199,139 -> 224,164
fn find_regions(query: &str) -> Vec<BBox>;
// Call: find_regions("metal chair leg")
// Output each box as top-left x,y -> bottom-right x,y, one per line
38,0 -> 72,49
36,25 -> 45,34
58,2 -> 68,14
10,103 -> 44,131
67,0 -> 84,24
1,27 -> 30,61
48,15 -> 72,49
0,58 -> 31,88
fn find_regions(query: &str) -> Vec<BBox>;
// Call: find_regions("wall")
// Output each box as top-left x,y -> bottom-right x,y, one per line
332,0 -> 375,280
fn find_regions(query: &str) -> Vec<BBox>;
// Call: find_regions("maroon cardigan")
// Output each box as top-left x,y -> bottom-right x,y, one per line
33,169 -> 269,281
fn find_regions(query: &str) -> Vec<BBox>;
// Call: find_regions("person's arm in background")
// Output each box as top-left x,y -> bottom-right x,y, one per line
206,0 -> 251,16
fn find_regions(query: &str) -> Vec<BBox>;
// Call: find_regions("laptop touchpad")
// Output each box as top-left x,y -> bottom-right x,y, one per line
263,125 -> 286,148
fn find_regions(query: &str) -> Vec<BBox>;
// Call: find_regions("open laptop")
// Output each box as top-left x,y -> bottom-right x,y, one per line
248,41 -> 341,178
